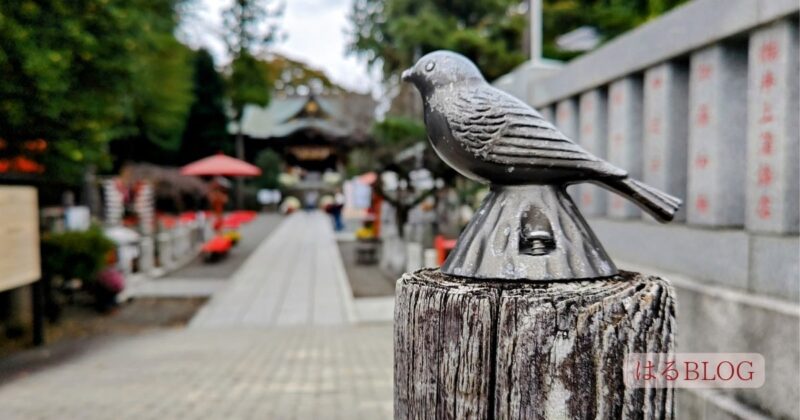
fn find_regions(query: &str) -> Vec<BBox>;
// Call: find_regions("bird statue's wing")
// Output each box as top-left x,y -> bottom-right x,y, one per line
448,87 -> 627,177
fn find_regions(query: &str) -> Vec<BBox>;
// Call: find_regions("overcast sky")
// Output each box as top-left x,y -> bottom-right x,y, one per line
179,0 -> 381,95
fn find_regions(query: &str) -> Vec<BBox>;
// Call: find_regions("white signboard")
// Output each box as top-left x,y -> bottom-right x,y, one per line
257,189 -> 282,205
0,186 -> 41,292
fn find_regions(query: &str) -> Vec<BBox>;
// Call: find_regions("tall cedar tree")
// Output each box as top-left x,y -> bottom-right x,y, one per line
109,1 -> 194,166
223,0 -> 282,207
179,50 -> 230,163
223,0 -> 282,150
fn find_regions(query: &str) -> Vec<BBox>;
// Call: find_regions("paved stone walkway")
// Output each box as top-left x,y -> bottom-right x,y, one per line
165,214 -> 285,281
128,278 -> 228,298
191,212 -> 356,327
0,211 -> 394,419
0,327 -> 392,419
122,214 -> 285,300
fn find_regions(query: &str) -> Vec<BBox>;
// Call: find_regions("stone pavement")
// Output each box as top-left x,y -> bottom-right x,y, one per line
166,214 -> 285,281
122,214 -> 285,300
191,212 -> 356,327
127,277 -> 228,298
0,211 -> 395,419
0,327 -> 393,420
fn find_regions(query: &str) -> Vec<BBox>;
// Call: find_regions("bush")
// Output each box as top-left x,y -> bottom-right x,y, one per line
41,227 -> 116,283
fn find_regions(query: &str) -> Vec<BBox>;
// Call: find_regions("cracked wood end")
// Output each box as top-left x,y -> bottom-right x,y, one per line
394,269 -> 676,420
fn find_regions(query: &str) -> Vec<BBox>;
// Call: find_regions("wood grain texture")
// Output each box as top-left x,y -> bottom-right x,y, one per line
394,269 -> 675,420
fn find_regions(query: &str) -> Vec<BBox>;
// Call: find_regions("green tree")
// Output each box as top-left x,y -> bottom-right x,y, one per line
222,0 -> 283,137
349,0 -> 690,81
222,0 -> 282,207
0,0 -> 144,182
179,49 -> 230,163
542,0 -> 689,60
262,54 -> 347,96
371,116 -> 426,165
349,0 -> 527,81
129,34 -> 194,153
228,53 -> 272,126
109,0 -> 195,166
0,0 -> 195,181
254,149 -> 282,189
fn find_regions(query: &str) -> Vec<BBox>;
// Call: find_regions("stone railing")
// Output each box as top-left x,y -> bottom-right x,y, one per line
494,1 -> 798,419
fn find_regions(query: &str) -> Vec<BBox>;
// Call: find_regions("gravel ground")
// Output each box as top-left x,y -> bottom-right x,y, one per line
337,240 -> 396,298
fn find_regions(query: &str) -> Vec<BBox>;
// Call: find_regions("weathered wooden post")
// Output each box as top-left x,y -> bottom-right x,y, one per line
395,51 -> 678,419
395,270 -> 675,418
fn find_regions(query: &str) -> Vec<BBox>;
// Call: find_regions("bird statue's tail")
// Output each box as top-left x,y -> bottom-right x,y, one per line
605,178 -> 682,222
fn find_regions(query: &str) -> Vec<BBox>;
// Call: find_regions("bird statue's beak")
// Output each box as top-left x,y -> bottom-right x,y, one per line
401,68 -> 413,82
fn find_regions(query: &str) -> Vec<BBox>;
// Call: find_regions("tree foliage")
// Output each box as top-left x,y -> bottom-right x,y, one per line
229,53 -> 272,121
349,0 -> 690,82
128,29 -> 194,152
262,54 -> 347,96
223,0 -> 283,121
179,49 -> 230,163
254,149 -> 282,189
371,116 -> 426,161
222,0 -> 283,58
542,0 -> 689,60
1,1 -> 140,181
349,0 -> 527,81
0,0 -> 194,182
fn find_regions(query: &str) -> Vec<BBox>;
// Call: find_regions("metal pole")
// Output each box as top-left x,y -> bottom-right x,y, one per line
530,0 -> 543,64
31,280 -> 45,346
235,126 -> 245,209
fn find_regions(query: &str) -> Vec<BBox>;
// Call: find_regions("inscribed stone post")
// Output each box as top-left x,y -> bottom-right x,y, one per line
607,77 -> 644,218
746,20 -> 799,233
687,44 -> 748,226
643,62 -> 689,221
577,89 -> 609,216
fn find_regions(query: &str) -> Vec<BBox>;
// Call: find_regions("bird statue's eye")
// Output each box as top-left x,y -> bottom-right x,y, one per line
425,61 -> 435,72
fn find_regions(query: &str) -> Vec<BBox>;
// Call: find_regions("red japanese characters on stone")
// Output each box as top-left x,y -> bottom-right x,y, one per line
760,70 -> 775,91
757,195 -> 772,219
760,132 -> 774,155
759,41 -> 779,63
757,165 -> 773,186
695,194 -> 710,214
695,154 -> 709,169
696,104 -> 710,127
697,64 -> 713,80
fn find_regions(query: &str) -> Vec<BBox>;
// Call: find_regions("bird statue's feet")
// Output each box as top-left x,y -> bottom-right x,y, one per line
442,184 -> 618,281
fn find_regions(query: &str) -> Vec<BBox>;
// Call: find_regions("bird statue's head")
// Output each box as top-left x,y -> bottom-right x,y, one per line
402,50 -> 485,96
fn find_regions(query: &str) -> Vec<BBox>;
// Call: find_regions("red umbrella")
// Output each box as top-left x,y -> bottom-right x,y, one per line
180,153 -> 261,177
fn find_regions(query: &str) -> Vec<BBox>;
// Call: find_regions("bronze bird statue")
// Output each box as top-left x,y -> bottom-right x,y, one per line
402,51 -> 682,281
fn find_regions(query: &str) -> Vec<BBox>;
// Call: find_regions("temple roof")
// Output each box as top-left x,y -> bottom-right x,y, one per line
231,93 -> 375,142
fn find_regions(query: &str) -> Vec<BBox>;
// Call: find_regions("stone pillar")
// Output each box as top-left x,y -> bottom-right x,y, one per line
556,99 -> 581,203
687,43 -> 748,226
577,89 -> 609,216
746,20 -> 800,233
157,232 -> 173,268
555,99 -> 578,139
606,77 -> 644,218
538,105 -> 554,123
643,62 -> 690,222
139,237 -> 155,274
405,242 -> 423,272
102,179 -> 124,226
